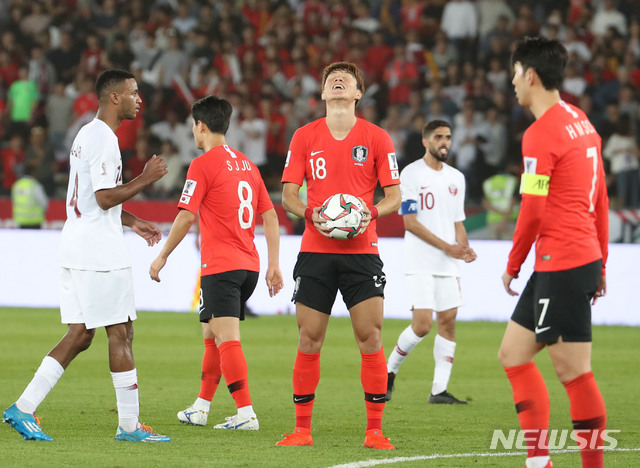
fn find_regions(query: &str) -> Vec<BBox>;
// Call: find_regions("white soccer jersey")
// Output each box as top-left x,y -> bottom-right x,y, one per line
400,158 -> 466,276
60,119 -> 130,270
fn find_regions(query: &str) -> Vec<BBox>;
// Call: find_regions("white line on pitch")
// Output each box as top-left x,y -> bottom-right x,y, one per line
327,448 -> 640,468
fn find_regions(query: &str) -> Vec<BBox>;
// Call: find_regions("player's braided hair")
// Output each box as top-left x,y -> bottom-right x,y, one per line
95,69 -> 135,101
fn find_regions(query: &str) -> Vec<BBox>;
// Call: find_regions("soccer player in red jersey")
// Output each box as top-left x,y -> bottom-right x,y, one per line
498,37 -> 609,468
150,95 -> 284,431
276,62 -> 401,449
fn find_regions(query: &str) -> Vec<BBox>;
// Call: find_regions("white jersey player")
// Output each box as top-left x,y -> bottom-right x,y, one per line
386,119 -> 476,405
3,70 -> 170,443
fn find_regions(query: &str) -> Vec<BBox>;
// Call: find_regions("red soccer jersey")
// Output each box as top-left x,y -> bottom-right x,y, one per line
507,101 -> 609,276
282,117 -> 400,254
178,144 -> 274,276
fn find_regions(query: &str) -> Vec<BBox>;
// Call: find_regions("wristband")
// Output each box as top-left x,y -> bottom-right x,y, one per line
304,207 -> 313,222
370,206 -> 379,219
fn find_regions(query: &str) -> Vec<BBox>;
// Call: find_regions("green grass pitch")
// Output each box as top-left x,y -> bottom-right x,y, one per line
1,307 -> 638,467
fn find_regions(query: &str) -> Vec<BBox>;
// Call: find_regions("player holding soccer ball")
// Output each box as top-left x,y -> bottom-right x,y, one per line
150,95 -> 284,432
499,37 -> 608,468
386,120 -> 476,405
278,62 -> 401,449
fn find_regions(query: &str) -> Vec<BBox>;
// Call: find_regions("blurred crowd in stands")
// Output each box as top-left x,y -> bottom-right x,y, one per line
1,0 -> 640,211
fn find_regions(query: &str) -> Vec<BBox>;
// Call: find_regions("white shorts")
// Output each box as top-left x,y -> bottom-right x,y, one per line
60,268 -> 136,330
406,274 -> 463,312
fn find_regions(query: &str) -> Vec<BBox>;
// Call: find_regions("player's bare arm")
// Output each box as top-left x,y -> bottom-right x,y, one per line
454,221 -> 477,263
261,208 -> 284,297
358,184 -> 401,234
282,182 -> 330,236
121,210 -> 162,247
149,209 -> 196,282
95,155 -> 168,210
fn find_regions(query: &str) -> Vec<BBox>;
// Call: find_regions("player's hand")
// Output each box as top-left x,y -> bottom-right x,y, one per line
446,244 -> 470,260
265,265 -> 284,297
141,155 -> 168,183
502,270 -> 519,296
149,256 -> 166,282
592,275 -> 607,305
310,206 -> 331,237
463,247 -> 477,263
357,197 -> 372,235
131,219 -> 162,246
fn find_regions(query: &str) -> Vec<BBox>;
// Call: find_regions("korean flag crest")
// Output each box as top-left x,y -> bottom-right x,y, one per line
352,145 -> 369,163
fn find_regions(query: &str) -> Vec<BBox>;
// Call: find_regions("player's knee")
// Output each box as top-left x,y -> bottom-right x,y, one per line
497,346 -> 511,368
298,333 -> 323,353
412,322 -> 431,337
76,329 -> 95,352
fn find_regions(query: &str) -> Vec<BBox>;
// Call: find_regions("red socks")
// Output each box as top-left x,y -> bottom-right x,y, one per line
198,338 -> 221,401
504,362 -> 550,459
292,349 -> 320,429
290,348 -> 387,431
219,340 -> 251,409
564,371 -> 606,468
361,348 -> 387,431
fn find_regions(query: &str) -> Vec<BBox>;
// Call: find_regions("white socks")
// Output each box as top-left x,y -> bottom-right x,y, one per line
526,456 -> 551,468
16,356 -> 65,414
193,397 -> 211,412
237,405 -> 256,418
387,325 -> 424,374
432,334 -> 456,395
111,369 -> 139,433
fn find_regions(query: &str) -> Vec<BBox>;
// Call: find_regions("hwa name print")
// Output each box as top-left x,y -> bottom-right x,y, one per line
564,119 -> 596,140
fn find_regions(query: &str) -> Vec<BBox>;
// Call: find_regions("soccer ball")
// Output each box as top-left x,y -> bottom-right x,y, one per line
319,193 -> 364,240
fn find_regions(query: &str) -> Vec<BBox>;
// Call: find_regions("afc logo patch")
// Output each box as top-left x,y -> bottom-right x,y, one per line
449,184 -> 458,196
352,145 -> 368,163
524,157 -> 537,174
182,179 -> 197,196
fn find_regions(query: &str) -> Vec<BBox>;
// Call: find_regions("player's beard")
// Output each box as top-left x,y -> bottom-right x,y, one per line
429,144 -> 449,162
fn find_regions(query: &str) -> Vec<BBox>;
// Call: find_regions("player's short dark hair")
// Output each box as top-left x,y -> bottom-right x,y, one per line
511,37 -> 568,91
422,119 -> 451,139
191,94 -> 232,135
95,69 -> 135,101
321,61 -> 365,107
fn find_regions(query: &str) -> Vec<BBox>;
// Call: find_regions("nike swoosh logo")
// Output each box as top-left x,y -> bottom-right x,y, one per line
310,150 -> 324,156
372,396 -> 385,401
421,186 -> 429,190
374,282 -> 382,287
294,397 -> 304,402
535,326 -> 551,334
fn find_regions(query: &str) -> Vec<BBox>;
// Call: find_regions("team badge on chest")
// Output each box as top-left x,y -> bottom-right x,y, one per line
352,145 -> 369,164
449,184 -> 458,196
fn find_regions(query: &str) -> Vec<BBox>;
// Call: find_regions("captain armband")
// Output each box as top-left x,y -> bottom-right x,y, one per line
520,173 -> 550,196
400,200 -> 418,215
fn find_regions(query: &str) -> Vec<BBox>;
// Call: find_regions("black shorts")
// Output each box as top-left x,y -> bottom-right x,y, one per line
291,252 -> 386,315
511,260 -> 601,343
199,270 -> 259,323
